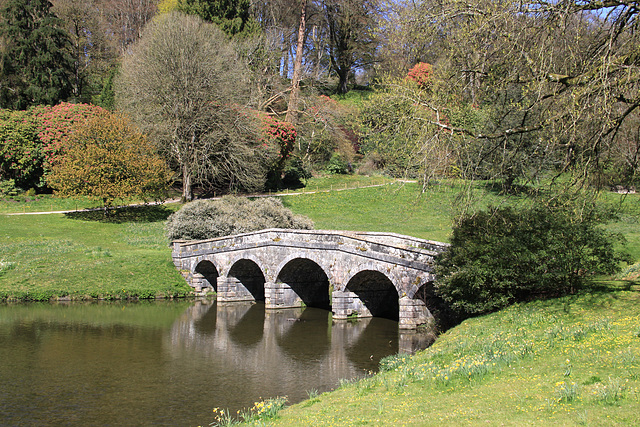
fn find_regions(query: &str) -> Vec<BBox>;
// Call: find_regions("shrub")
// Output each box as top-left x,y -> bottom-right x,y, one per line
0,109 -> 45,190
434,202 -> 628,316
166,196 -> 314,241
406,62 -> 433,89
46,112 -> 169,208
326,152 -> 351,174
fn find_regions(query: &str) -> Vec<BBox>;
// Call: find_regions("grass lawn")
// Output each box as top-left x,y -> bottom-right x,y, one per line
0,204 -> 191,301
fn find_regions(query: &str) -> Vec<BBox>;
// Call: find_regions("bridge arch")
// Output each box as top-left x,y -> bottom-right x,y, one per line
227,259 -> 266,302
345,270 -> 400,321
194,260 -> 220,292
275,257 -> 331,310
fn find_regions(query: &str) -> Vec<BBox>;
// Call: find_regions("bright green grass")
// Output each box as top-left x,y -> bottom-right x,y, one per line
0,193 -> 102,214
0,204 -> 191,301
247,289 -> 640,426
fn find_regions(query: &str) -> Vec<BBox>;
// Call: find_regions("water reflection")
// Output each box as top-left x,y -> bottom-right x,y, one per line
0,300 -> 432,426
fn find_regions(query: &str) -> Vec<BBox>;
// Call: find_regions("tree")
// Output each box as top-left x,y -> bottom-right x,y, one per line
116,12 -> 268,202
0,0 -> 74,109
46,112 -> 169,208
434,201 -> 628,316
383,0 -> 640,191
0,109 -> 44,190
160,0 -> 258,37
51,0 -> 119,103
322,0 -> 378,94
31,102 -> 106,171
285,0 -> 307,126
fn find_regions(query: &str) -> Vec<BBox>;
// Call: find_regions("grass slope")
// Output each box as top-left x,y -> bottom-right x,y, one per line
0,205 -> 191,301
256,289 -> 640,426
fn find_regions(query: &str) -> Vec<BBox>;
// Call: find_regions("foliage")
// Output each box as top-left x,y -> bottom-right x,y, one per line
322,0 -> 378,94
259,113 -> 296,189
165,196 -> 313,241
325,152 -> 350,174
282,157 -> 312,188
296,94 -> 358,169
0,109 -> 45,190
0,0 -> 74,109
52,0 -> 119,103
406,62 -> 432,89
116,12 -> 263,202
32,102 -> 106,168
169,0 -> 259,37
359,77 -> 463,186
46,112 -> 169,208
434,202 -> 629,315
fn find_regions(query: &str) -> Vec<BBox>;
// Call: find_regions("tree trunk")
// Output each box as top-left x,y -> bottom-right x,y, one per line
336,67 -> 349,94
285,0 -> 307,126
182,164 -> 193,203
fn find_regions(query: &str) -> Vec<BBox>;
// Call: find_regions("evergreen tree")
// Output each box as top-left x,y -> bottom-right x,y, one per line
0,0 -> 74,109
173,0 -> 258,37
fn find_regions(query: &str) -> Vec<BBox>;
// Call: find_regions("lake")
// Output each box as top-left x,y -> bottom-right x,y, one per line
0,300 -> 432,426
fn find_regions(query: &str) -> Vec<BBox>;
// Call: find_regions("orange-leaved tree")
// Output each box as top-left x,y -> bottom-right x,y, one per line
47,112 -> 169,209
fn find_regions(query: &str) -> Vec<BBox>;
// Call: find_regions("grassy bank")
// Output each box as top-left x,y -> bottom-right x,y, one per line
253,288 -> 639,426
0,205 -> 191,301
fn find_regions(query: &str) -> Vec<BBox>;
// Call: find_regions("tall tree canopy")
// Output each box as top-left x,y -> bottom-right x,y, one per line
322,0 -> 378,94
364,0 -> 640,191
0,0 -> 74,109
159,0 -> 258,36
116,12 -> 268,202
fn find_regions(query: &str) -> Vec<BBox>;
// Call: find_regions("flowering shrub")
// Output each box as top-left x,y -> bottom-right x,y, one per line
46,112 -> 169,208
260,114 -> 296,164
406,62 -> 433,89
32,102 -> 106,166
258,113 -> 297,188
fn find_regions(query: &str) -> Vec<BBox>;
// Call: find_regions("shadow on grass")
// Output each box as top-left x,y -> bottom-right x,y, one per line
65,205 -> 174,223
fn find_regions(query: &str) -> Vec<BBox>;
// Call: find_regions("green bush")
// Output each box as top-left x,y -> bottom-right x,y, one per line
434,203 -> 629,315
326,152 -> 351,175
165,196 -> 314,241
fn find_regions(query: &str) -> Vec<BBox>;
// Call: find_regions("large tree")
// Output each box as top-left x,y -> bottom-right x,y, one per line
116,12 -> 268,202
0,0 -> 74,109
322,0 -> 378,94
159,0 -> 258,36
365,0 -> 640,191
51,0 -> 119,103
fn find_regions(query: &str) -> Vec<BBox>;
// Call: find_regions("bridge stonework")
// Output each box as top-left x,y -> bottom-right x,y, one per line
171,229 -> 449,330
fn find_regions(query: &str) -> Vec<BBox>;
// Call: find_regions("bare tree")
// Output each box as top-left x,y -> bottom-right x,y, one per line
116,12 -> 267,202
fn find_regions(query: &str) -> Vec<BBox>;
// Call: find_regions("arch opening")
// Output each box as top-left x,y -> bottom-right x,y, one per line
195,260 -> 219,292
228,259 -> 266,301
346,270 -> 399,321
276,258 -> 331,310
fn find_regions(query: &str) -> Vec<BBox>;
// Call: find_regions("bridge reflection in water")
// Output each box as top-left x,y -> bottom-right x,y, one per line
168,300 -> 434,405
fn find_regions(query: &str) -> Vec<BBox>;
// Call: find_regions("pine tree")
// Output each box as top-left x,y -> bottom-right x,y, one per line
0,0 -> 74,109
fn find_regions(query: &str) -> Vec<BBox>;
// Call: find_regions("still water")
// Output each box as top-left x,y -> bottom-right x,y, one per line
0,300 -> 431,426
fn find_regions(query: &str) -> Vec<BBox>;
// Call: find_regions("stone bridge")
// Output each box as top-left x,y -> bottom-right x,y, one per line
171,229 -> 449,330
